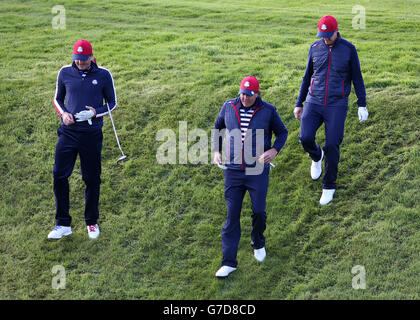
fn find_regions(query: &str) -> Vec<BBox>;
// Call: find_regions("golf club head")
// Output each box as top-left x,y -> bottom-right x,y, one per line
117,155 -> 128,163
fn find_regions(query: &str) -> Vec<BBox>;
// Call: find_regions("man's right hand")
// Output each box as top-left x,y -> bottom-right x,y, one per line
62,112 -> 75,126
213,152 -> 223,165
293,107 -> 303,120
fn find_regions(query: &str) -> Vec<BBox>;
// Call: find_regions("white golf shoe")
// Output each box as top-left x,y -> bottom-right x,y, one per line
320,189 -> 335,205
87,224 -> 100,239
311,149 -> 324,180
48,225 -> 72,239
215,266 -> 237,278
254,247 -> 266,262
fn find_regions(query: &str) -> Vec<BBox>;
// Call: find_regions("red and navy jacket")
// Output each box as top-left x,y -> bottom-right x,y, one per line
53,61 -> 117,131
296,33 -> 366,108
213,96 -> 288,171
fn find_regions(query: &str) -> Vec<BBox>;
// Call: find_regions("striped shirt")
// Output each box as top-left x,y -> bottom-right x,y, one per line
239,106 -> 255,142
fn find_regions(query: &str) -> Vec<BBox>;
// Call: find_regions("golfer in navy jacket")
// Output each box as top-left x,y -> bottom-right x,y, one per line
48,40 -> 117,239
294,16 -> 369,205
213,76 -> 288,278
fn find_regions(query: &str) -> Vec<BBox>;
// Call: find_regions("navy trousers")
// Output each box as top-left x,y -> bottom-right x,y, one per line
298,103 -> 348,189
221,166 -> 270,268
53,126 -> 103,226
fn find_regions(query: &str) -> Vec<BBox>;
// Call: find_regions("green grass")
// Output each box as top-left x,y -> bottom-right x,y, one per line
0,0 -> 419,299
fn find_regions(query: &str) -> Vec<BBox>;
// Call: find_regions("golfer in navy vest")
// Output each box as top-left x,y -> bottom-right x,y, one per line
294,16 -> 369,205
213,76 -> 288,278
48,40 -> 117,239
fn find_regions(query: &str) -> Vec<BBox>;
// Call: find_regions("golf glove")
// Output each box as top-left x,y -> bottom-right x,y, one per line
74,110 -> 95,125
358,107 -> 369,123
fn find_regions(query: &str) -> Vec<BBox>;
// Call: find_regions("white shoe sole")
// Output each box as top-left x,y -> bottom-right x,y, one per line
320,198 -> 333,205
48,230 -> 72,239
215,267 -> 237,278
88,230 -> 100,239
254,255 -> 266,262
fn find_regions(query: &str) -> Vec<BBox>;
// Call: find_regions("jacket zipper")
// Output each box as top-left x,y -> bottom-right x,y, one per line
324,47 -> 332,106
342,80 -> 345,98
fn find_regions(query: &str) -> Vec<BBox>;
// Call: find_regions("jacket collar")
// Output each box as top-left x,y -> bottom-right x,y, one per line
336,32 -> 342,43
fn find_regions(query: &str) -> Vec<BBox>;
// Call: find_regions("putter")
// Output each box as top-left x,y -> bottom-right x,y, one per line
106,103 -> 127,163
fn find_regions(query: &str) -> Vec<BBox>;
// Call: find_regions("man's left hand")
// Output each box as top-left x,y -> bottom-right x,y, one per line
258,148 -> 278,164
75,106 -> 96,124
85,106 -> 96,117
358,107 -> 368,123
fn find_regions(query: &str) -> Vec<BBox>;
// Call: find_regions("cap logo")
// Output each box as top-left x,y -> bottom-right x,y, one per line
244,81 -> 250,88
77,46 -> 83,53
321,24 -> 327,31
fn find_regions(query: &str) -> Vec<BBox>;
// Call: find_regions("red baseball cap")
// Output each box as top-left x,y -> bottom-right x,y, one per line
72,40 -> 93,61
239,76 -> 260,96
317,15 -> 338,38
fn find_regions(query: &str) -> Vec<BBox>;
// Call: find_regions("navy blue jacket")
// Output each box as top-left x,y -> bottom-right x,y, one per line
54,61 -> 117,131
296,33 -> 366,108
213,96 -> 288,170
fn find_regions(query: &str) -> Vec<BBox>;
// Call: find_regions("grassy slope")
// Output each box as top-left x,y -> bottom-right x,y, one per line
0,0 -> 419,299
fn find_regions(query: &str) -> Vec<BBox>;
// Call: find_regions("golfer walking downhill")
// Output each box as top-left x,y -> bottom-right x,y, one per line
213,76 -> 288,278
48,40 -> 117,239
294,15 -> 369,205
